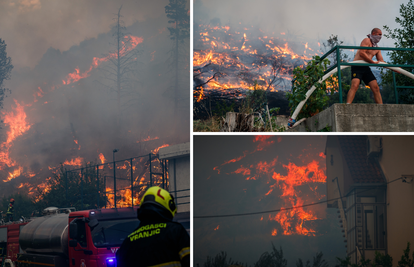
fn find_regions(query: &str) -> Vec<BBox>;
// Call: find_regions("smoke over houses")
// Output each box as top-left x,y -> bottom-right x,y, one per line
0,0 -> 190,205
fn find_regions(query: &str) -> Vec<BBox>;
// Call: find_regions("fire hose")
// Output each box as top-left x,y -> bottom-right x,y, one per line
287,60 -> 414,128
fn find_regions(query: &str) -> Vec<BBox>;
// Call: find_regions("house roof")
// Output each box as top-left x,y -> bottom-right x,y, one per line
337,136 -> 384,184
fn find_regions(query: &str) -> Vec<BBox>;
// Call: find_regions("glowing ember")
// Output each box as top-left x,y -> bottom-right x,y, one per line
214,225 -> 219,231
137,136 -> 160,143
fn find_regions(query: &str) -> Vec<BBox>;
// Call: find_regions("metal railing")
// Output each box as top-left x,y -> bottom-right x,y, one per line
65,153 -> 168,210
296,45 -> 414,103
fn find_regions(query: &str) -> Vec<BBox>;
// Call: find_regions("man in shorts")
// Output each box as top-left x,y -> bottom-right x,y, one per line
346,28 -> 385,104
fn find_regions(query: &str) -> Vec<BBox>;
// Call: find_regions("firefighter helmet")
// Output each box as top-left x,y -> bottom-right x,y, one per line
10,198 -> 14,203
140,186 -> 177,217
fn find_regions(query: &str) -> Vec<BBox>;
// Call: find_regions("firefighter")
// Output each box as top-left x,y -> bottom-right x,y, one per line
116,186 -> 190,267
6,198 -> 14,222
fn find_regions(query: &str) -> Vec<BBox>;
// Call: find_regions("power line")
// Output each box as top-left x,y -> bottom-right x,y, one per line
193,176 -> 403,219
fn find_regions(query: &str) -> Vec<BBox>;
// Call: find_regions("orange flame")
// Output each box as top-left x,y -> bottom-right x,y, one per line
106,187 -> 141,208
63,35 -> 143,85
99,153 -> 106,164
267,161 -> 326,236
194,24 -> 317,97
63,157 -> 83,167
137,136 -> 160,143
3,166 -> 23,182
152,144 -> 169,154
0,100 -> 32,170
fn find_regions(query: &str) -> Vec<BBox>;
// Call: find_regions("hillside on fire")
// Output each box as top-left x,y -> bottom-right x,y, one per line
193,0 -> 411,132
0,0 -> 189,208
194,136 -> 345,266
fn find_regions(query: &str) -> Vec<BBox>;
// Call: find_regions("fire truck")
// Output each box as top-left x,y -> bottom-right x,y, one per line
0,220 -> 29,267
1,207 -> 190,267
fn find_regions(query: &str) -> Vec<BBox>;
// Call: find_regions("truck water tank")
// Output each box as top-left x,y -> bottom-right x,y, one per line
19,213 -> 69,256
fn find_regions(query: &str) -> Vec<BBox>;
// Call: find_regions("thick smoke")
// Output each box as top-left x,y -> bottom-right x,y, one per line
194,136 -> 346,266
0,0 -> 167,68
0,1 -> 189,199
196,0 -> 405,48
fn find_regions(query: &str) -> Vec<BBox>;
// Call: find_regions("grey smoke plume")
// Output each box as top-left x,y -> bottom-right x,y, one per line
0,0 -> 189,199
196,0 -> 405,48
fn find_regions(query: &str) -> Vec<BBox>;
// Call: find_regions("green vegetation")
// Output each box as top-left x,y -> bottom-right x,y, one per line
287,56 -> 335,120
193,117 -> 222,132
199,242 -> 414,267
382,0 -> 414,103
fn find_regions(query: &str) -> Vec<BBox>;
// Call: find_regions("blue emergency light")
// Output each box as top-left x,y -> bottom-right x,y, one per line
106,257 -> 116,267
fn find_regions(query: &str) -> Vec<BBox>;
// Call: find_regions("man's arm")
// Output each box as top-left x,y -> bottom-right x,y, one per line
359,38 -> 379,64
376,50 -> 385,62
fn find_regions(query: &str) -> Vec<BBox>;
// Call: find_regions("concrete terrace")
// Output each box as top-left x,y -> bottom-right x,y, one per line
287,104 -> 414,132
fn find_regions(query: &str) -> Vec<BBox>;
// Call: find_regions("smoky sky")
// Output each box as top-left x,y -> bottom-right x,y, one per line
195,0 -> 407,48
194,135 -> 345,266
0,0 -> 190,197
0,0 -> 168,69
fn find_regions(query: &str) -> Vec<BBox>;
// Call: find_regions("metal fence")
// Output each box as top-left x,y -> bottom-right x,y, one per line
293,45 -> 414,103
65,153 -> 171,209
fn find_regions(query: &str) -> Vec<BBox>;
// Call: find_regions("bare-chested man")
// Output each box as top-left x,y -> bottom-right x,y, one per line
346,28 -> 385,104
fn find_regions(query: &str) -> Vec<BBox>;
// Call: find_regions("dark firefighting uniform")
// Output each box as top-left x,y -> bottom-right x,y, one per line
116,204 -> 190,267
6,203 -> 14,222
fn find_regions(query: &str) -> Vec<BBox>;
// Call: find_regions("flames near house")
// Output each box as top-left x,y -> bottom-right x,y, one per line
211,136 -> 326,237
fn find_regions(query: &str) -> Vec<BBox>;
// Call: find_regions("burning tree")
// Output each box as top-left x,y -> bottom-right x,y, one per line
165,0 -> 190,116
98,7 -> 142,118
34,164 -> 108,211
0,39 -> 13,110
193,23 -> 315,124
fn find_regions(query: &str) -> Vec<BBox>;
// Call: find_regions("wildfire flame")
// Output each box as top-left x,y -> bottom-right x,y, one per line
267,161 -> 326,236
194,24 -> 319,101
62,35 -> 143,85
105,187 -> 142,208
213,136 -> 326,237
99,153 -> 106,164
137,136 -> 160,143
152,144 -> 169,154
3,166 -> 23,182
63,157 -> 83,167
0,100 -> 32,173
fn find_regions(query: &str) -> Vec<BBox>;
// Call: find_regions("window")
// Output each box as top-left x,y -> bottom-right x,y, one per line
75,219 -> 87,247
346,187 -> 386,264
